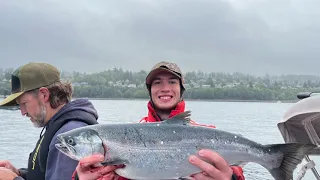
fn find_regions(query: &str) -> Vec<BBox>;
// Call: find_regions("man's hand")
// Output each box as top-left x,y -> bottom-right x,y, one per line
0,167 -> 18,180
76,154 -> 123,180
0,161 -> 19,176
189,149 -> 233,180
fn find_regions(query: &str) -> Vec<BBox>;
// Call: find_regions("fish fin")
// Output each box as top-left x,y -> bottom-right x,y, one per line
101,159 -> 128,166
266,143 -> 316,180
162,111 -> 192,125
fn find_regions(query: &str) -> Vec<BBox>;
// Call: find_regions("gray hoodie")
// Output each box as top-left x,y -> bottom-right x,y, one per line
14,98 -> 98,180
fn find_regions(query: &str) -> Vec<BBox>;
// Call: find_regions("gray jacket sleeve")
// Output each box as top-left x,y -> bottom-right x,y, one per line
45,121 -> 88,180
12,168 -> 28,180
13,177 -> 25,180
18,168 -> 28,179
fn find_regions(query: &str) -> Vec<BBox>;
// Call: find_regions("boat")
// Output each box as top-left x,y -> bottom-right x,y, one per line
0,105 -> 20,110
277,92 -> 320,180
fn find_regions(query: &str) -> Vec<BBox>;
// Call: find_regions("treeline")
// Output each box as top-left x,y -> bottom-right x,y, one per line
72,85 -> 316,101
1,67 -> 320,101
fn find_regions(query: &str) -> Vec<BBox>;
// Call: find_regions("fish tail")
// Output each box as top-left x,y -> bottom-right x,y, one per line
266,143 -> 316,180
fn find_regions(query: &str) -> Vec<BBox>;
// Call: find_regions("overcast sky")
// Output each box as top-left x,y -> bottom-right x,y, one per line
1,0 -> 319,76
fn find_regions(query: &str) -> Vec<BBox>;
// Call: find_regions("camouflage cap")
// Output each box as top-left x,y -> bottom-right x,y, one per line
145,61 -> 185,89
0,62 -> 61,106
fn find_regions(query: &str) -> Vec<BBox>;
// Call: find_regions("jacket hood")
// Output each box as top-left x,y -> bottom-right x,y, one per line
46,98 -> 98,128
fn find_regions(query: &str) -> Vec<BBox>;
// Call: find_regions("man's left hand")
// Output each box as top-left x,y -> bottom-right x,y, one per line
189,149 -> 233,180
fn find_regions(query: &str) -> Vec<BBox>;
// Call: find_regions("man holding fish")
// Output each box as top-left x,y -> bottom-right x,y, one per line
72,61 -> 246,180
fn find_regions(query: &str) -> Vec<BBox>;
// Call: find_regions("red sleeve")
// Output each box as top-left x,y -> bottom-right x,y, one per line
71,170 -> 77,180
118,177 -> 129,180
139,117 -> 148,123
230,166 -> 245,180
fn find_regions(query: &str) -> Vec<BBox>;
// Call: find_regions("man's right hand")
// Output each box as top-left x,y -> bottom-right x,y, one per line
0,167 -> 18,180
76,154 -> 123,180
0,161 -> 19,176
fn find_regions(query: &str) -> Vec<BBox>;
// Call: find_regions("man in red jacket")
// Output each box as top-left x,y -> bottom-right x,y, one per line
74,61 -> 245,180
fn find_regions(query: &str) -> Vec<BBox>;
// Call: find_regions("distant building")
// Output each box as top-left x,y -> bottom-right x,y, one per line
201,85 -> 211,88
128,84 -> 137,88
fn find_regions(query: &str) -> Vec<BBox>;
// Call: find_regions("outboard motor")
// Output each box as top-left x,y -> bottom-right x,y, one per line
297,92 -> 320,99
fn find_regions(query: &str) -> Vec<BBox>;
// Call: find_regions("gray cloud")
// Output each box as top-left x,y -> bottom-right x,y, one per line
0,0 -> 320,75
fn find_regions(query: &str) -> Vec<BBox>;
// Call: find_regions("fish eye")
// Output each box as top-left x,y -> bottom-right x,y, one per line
67,137 -> 76,146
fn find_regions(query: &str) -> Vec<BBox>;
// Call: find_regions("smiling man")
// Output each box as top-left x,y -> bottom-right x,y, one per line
143,61 -> 184,121
140,61 -> 217,128
141,61 -> 245,180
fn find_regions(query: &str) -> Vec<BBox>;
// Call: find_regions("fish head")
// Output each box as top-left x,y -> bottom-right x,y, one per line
55,128 -> 105,161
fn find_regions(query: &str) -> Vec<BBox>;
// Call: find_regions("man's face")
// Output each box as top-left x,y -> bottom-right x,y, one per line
150,71 -> 181,111
16,92 -> 47,128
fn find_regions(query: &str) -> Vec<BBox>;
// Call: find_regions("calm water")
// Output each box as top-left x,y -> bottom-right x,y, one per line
0,99 -> 319,180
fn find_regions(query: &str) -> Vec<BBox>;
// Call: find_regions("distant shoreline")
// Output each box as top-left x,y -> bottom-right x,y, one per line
75,97 -> 298,103
0,95 -> 298,103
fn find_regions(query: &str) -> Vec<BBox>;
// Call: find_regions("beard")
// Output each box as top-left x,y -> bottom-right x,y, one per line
32,104 -> 47,128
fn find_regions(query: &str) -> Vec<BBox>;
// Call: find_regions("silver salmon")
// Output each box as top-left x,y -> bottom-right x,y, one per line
55,111 -> 316,180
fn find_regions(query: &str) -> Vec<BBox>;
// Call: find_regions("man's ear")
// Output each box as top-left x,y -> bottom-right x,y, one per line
38,87 -> 50,102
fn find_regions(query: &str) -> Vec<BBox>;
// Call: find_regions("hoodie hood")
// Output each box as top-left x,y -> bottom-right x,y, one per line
46,98 -> 98,129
